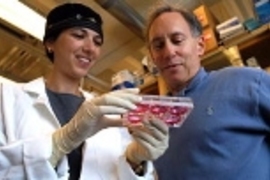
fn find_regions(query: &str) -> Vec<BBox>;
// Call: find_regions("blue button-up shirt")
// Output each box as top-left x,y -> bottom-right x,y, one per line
155,67 -> 270,180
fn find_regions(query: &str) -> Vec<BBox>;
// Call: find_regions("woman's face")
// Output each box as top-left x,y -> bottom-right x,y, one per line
47,27 -> 102,79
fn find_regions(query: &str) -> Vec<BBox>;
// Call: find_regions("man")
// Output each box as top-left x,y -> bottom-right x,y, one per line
145,4 -> 270,180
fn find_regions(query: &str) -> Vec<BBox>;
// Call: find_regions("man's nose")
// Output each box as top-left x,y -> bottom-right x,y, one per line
163,41 -> 176,59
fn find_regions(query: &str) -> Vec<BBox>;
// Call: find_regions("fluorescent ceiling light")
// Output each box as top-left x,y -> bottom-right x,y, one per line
0,0 -> 45,40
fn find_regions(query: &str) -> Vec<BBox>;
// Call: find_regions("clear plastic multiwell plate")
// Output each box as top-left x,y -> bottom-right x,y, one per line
123,95 -> 193,128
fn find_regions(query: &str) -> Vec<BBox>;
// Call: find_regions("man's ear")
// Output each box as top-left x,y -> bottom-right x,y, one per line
148,48 -> 156,64
197,35 -> 205,57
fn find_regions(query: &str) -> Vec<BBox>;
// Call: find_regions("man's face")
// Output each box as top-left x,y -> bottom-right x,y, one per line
148,12 -> 205,91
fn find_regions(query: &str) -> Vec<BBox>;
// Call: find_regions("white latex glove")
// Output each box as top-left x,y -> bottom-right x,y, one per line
125,118 -> 169,166
50,88 -> 141,166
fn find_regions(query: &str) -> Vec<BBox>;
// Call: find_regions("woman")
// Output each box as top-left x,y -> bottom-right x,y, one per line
0,3 -> 169,179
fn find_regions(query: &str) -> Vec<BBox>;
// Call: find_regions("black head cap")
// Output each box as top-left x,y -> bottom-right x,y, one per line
43,3 -> 103,42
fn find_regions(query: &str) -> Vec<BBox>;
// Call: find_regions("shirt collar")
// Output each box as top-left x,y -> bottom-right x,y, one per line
175,68 -> 208,96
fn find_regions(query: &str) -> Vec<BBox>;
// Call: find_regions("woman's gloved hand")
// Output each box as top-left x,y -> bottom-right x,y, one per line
125,118 -> 169,166
50,88 -> 141,166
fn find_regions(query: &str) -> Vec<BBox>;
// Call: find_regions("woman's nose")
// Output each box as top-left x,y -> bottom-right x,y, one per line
82,38 -> 97,53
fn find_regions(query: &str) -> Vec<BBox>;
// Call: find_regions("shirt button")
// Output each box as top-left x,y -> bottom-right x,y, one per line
207,106 -> 214,115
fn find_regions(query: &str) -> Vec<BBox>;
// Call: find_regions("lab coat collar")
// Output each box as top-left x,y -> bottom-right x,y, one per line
22,77 -> 94,102
22,77 -> 48,105
23,77 -> 46,96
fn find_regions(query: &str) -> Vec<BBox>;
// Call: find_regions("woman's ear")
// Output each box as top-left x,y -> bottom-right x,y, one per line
44,39 -> 54,52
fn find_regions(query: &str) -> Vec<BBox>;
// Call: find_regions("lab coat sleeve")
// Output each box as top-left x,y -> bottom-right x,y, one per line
117,155 -> 155,180
0,135 -> 68,179
0,83 -> 68,179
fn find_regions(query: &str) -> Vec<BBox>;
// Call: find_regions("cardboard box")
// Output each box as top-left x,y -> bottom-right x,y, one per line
193,5 -> 216,28
203,27 -> 218,52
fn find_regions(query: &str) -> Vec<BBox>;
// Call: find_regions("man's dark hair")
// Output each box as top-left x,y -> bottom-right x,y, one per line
145,4 -> 203,43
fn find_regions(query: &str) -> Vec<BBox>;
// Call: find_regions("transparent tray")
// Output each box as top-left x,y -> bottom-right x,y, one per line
123,95 -> 193,127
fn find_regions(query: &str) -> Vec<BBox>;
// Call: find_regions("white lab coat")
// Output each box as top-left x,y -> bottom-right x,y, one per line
0,78 -> 154,180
